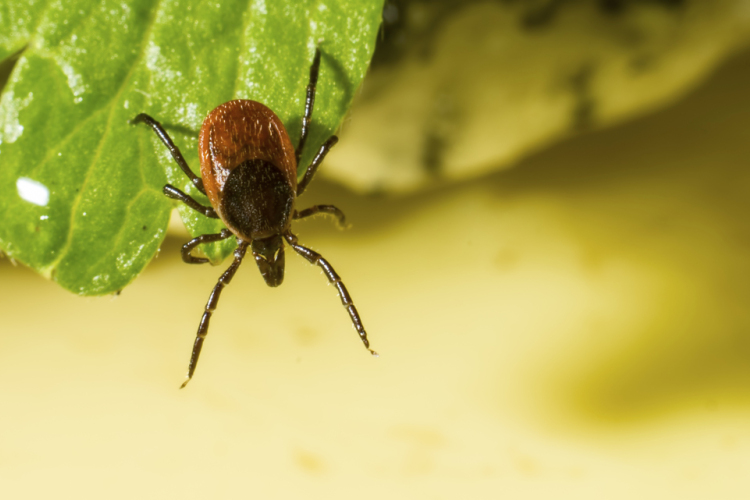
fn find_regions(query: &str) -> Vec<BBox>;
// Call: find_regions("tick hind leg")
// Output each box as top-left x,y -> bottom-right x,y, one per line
294,48 -> 339,197
181,241 -> 249,388
163,185 -> 218,219
132,113 -> 206,194
296,136 -> 339,196
284,233 -> 377,356
180,229 -> 233,264
294,204 -> 348,228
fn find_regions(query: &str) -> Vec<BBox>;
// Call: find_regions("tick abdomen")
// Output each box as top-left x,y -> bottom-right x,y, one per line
221,159 -> 295,240
198,99 -> 298,216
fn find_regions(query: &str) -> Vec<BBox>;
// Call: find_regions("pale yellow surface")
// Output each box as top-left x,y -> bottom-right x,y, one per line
2,50 -> 750,499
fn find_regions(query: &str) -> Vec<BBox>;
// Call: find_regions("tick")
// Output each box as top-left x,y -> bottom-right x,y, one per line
134,49 -> 376,387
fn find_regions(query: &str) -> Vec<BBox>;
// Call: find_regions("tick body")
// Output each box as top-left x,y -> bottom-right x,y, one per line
134,49 -> 376,387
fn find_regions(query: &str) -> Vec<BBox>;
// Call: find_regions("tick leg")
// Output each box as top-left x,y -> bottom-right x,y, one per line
132,113 -> 206,194
295,48 -> 322,165
294,205 -> 348,228
181,241 -> 249,388
181,229 -> 233,264
284,233 -> 377,356
163,184 -> 218,219
297,135 -> 338,197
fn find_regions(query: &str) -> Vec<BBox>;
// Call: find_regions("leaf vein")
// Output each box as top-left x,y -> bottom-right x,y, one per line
232,0 -> 254,100
43,0 -> 165,277
24,0 -> 51,50
77,187 -> 161,280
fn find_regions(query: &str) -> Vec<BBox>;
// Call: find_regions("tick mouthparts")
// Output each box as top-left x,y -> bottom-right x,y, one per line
180,377 -> 192,389
369,349 -> 379,357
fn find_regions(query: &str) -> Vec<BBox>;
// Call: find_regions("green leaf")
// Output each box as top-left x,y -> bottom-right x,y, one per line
0,0 -> 383,295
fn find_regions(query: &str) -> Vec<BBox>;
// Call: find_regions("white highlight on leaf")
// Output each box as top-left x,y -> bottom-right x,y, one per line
145,41 -> 165,77
60,61 -> 86,99
115,227 -> 163,272
116,245 -> 146,272
56,29 -> 89,102
16,177 -> 50,207
145,41 -> 183,104
0,86 -> 34,145
171,101 -> 201,129
254,0 -> 267,16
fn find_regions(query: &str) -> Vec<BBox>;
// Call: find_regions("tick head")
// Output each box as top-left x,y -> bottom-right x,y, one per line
251,235 -> 285,287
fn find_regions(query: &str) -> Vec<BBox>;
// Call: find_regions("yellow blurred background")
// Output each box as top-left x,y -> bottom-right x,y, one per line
2,42 -> 750,500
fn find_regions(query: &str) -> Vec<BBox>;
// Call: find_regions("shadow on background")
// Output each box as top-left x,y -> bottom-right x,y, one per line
498,47 -> 750,427
298,46 -> 750,429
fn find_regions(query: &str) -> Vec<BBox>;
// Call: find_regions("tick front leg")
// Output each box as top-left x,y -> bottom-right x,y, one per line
181,241 -> 249,388
295,48 -> 322,165
163,184 -> 218,219
297,135 -> 339,197
132,113 -> 206,194
294,205 -> 348,228
181,229 -> 233,264
284,233 -> 377,356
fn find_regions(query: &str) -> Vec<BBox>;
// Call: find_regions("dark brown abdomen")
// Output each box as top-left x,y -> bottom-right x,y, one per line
221,159 -> 295,239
